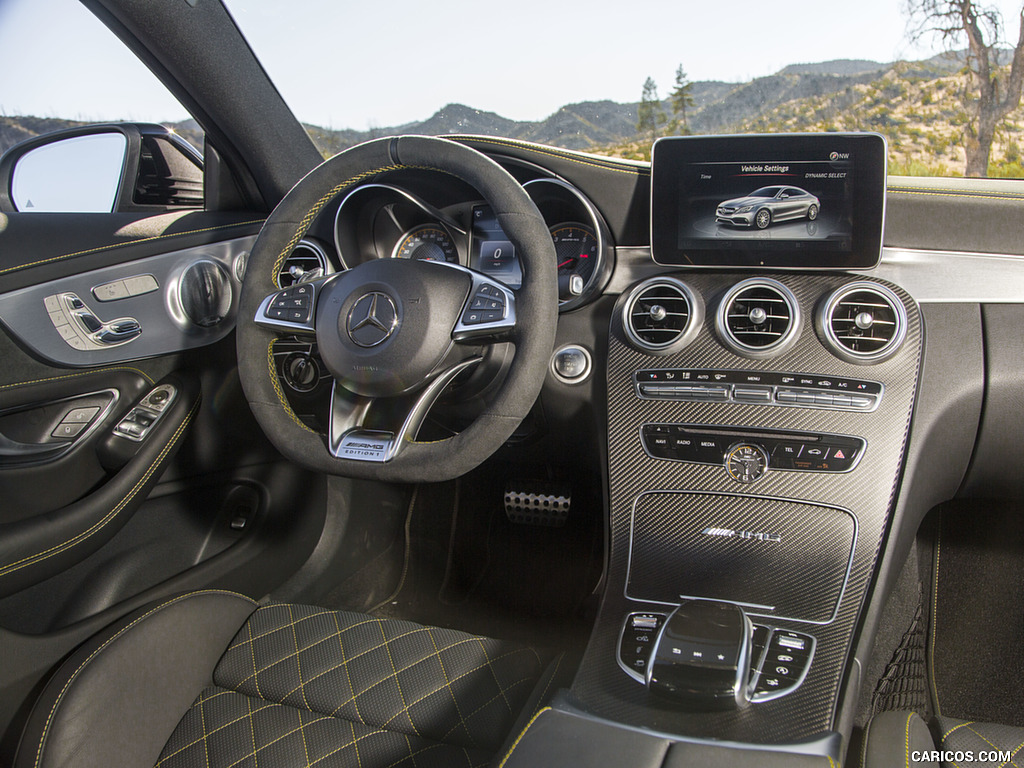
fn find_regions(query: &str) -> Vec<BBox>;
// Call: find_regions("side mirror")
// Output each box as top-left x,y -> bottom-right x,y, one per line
0,123 -> 203,213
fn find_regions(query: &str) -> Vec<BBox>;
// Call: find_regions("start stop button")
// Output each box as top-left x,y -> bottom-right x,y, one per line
551,344 -> 592,384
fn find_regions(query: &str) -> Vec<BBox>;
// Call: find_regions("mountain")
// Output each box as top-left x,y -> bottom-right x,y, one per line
780,60 -> 887,76
2,54 -> 1017,176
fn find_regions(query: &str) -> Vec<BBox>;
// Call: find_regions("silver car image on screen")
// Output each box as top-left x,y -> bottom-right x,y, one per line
716,186 -> 820,229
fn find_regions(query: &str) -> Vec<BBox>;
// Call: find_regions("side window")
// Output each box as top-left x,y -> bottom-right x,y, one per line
0,0 -> 204,213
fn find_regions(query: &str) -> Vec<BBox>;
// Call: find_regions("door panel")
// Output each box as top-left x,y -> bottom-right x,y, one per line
0,371 -> 200,597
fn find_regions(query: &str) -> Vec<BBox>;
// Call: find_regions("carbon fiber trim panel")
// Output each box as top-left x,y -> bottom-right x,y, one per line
626,492 -> 856,624
570,271 -> 921,744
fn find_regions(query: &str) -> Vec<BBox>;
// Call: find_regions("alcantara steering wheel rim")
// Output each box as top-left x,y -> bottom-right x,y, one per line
236,136 -> 558,483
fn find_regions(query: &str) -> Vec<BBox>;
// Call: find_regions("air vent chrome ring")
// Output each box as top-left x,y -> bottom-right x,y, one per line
276,238 -> 330,288
715,277 -> 801,359
622,277 -> 703,353
817,281 -> 907,364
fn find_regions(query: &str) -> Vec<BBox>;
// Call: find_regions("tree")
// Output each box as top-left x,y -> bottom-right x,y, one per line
669,64 -> 696,134
905,0 -> 1024,176
637,76 -> 666,144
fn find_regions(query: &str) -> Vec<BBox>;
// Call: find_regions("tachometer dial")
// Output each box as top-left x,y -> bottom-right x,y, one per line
393,225 -> 458,263
550,223 -> 598,299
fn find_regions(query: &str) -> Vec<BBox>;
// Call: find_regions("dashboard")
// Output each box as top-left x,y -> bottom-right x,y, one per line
2,129 -> 1019,762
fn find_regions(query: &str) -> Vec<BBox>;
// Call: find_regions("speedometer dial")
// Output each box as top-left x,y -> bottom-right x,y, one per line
393,225 -> 458,263
550,223 -> 598,299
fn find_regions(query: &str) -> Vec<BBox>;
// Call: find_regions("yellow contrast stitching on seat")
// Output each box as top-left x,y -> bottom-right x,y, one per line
376,619 -> 421,737
246,694 -> 260,768
0,366 -> 154,391
964,724 -> 1002,752
475,638 -> 513,713
347,720 -> 364,768
333,611 -> 365,724
537,653 -> 563,709
229,609 -> 379,654
230,614 -> 401,691
1005,739 -> 1024,768
286,605 -> 314,711
930,513 -> 943,716
34,590 -> 256,768
440,673 -> 538,742
247,620 -> 264,700
155,696 -> 277,764
267,339 -> 317,433
942,721 -> 976,740
1,399 -> 198,576
375,644 -> 531,725
426,627 -> 475,748
0,220 -> 264,277
199,690 -> 211,768
453,136 -> 649,176
496,707 -> 551,768
286,604 -> 315,767
905,712 -> 914,768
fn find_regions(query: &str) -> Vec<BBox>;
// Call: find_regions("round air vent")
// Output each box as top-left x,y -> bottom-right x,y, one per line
818,282 -> 907,364
622,277 -> 703,353
716,278 -> 801,359
276,239 -> 329,288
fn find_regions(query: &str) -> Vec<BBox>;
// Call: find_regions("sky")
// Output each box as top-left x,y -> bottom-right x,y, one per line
2,0 -> 1023,130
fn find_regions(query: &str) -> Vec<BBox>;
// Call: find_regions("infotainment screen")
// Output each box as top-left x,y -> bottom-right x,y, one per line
650,133 -> 886,269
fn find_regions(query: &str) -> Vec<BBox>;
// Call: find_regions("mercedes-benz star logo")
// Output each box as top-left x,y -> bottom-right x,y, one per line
347,292 -> 398,347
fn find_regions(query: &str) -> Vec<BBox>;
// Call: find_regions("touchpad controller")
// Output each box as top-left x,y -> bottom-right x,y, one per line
618,602 -> 815,708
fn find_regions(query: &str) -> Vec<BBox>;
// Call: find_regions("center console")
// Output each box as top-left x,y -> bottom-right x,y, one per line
564,270 -> 920,748
555,133 -> 921,753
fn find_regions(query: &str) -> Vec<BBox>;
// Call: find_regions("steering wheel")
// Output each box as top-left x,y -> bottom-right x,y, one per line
236,136 -> 558,482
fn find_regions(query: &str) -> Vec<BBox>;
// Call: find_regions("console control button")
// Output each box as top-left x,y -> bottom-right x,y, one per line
643,424 -> 865,474
636,369 -> 882,411
618,613 -> 666,681
733,386 -> 772,403
751,629 -> 815,701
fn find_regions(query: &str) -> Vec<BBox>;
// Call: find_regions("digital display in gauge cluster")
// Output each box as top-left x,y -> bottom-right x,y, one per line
471,205 -> 523,289
650,133 -> 886,269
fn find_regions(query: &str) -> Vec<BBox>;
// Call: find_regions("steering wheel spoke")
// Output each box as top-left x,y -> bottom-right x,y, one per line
328,355 -> 482,462
254,279 -> 327,336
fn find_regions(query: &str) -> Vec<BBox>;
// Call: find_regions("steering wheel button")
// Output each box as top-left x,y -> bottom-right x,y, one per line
267,307 -> 288,319
287,309 -> 309,322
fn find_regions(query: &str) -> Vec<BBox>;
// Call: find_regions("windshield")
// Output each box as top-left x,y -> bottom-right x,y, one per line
222,0 -> 1024,178
4,0 -> 1024,179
